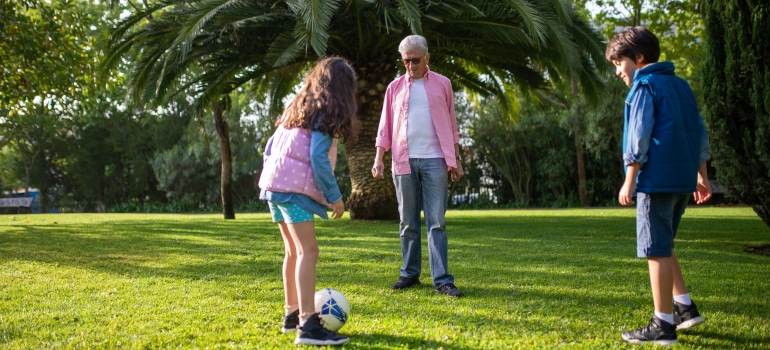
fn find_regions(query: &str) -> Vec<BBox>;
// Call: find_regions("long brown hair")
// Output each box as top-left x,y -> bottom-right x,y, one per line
279,57 -> 359,143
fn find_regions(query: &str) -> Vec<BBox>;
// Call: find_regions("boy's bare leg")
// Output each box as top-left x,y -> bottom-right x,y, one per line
669,252 -> 705,330
671,252 -> 688,296
648,257 -> 674,315
621,255 -> 678,345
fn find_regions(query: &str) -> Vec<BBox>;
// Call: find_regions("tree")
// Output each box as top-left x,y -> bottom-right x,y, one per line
0,0 -> 98,207
469,77 -> 625,208
702,0 -> 770,228
563,0 -> 705,206
587,0 -> 705,96
104,0 -> 607,219
151,92 -> 265,209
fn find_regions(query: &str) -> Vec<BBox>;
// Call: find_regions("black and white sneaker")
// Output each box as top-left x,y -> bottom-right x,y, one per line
674,300 -> 705,330
295,313 -> 349,346
621,316 -> 677,346
281,309 -> 299,333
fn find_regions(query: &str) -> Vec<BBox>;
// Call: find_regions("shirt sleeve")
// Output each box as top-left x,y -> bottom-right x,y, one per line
310,129 -> 342,204
697,115 -> 712,164
375,83 -> 394,150
446,81 -> 460,144
263,135 -> 274,158
623,86 -> 654,166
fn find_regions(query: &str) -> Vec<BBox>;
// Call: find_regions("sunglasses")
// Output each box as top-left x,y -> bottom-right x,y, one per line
402,57 -> 423,65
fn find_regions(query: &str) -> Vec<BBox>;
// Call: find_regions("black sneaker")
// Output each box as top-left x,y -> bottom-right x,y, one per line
434,283 -> 464,297
391,276 -> 420,290
295,313 -> 349,346
281,309 -> 299,333
621,316 -> 677,346
674,300 -> 705,330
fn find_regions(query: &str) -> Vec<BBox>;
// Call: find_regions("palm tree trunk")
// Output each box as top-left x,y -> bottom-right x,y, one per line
212,100 -> 235,219
346,58 -> 399,220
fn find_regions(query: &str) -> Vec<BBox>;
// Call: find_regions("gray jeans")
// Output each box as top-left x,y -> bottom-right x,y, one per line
393,158 -> 454,287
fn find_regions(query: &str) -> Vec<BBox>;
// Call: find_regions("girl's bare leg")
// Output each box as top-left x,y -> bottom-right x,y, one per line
278,222 -> 298,313
285,221 -> 319,319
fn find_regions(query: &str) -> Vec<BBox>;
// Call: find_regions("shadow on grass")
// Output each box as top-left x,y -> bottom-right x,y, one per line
349,332 -> 474,349
0,218 -> 283,281
1,215 -> 767,280
688,330 -> 770,348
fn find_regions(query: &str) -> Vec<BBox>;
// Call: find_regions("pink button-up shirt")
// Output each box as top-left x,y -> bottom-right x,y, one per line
375,68 -> 460,175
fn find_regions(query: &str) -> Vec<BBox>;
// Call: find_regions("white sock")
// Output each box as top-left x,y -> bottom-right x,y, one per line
285,305 -> 298,315
674,293 -> 692,306
655,311 -> 674,325
299,312 -> 315,327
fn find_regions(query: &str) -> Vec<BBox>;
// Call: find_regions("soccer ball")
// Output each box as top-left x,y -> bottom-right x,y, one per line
314,288 -> 350,331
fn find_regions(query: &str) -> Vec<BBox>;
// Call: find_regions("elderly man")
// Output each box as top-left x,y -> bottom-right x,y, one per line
371,35 -> 464,297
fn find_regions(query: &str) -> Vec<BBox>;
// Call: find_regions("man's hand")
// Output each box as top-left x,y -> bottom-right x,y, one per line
329,199 -> 344,219
372,147 -> 386,179
450,163 -> 464,182
372,158 -> 385,178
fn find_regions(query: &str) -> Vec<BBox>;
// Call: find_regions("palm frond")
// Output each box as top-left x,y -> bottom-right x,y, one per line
395,0 -> 422,34
265,30 -> 304,67
542,16 -> 582,74
497,0 -> 547,45
538,0 -> 572,25
103,0 -> 607,124
169,0 -> 240,61
100,3 -> 165,73
290,0 -> 341,56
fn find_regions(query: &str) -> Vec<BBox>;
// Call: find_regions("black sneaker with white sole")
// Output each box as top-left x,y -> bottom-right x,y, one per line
295,313 -> 349,346
674,300 -> 705,330
621,316 -> 677,346
281,309 -> 299,333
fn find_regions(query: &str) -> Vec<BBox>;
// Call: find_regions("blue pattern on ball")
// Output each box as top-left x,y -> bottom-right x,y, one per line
320,295 -> 347,324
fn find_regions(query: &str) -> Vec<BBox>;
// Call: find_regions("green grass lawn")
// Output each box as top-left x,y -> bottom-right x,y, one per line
1,207 -> 768,349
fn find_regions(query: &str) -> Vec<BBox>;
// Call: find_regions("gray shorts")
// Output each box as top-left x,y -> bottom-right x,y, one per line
636,192 -> 690,258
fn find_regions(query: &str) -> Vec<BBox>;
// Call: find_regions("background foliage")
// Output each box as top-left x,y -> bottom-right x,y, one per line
702,0 -> 770,227
0,0 -> 757,218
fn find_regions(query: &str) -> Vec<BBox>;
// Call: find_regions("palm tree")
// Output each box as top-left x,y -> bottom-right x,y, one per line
103,0 -> 607,220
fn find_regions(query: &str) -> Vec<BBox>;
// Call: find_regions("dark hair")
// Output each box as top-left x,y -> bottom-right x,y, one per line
605,26 -> 660,64
280,57 -> 360,143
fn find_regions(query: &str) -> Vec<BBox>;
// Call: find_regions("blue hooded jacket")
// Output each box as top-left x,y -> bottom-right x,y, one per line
623,62 -> 710,193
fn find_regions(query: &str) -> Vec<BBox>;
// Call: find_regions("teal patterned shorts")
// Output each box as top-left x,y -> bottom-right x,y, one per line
268,201 -> 314,224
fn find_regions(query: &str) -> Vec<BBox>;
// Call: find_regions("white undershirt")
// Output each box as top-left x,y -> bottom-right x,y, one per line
407,78 -> 443,158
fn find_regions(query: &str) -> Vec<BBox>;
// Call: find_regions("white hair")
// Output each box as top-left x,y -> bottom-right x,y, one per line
398,35 -> 429,56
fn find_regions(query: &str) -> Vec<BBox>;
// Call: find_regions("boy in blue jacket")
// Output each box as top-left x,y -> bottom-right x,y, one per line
606,27 -> 712,345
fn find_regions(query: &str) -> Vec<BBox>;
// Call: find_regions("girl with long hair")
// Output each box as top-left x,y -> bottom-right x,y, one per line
258,56 -> 359,346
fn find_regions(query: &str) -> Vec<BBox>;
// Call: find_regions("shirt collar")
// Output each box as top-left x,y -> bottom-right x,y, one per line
407,65 -> 432,83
